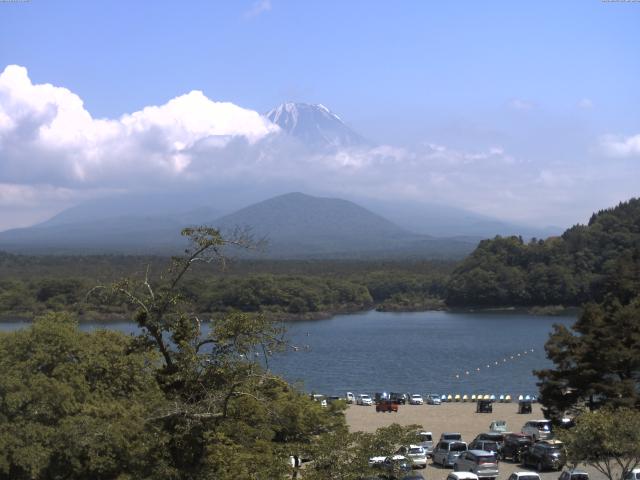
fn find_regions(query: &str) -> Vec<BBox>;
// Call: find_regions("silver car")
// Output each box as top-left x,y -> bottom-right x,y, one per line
432,440 -> 467,467
453,450 -> 499,479
417,431 -> 433,456
521,420 -> 552,441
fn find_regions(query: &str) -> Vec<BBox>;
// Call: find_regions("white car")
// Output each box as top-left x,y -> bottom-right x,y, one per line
426,393 -> 442,405
409,394 -> 424,405
311,394 -> 327,407
624,469 -> 640,480
521,420 -> 553,441
417,431 -> 433,456
356,394 -> 373,406
345,392 -> 355,404
447,473 -> 479,480
506,472 -> 541,480
404,445 -> 427,468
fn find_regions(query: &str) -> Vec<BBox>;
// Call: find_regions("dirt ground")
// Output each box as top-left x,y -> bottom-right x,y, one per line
345,402 -> 609,480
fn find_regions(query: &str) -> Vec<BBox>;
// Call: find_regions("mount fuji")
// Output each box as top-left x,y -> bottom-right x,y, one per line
266,102 -> 369,150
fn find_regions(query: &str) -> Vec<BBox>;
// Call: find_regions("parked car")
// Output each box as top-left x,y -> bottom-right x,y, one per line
522,440 -> 566,471
346,392 -> 355,404
559,469 -> 589,480
397,445 -> 427,469
447,473 -> 479,480
500,433 -> 533,462
357,394 -> 373,406
375,392 -> 390,403
518,400 -> 532,414
489,420 -> 507,432
441,432 -> 463,441
376,399 -> 399,413
625,469 -> 640,480
372,455 -> 412,475
521,420 -> 553,441
417,431 -> 433,456
453,450 -> 499,479
468,440 -> 499,456
390,392 -> 408,404
426,394 -> 442,405
432,440 -> 467,467
409,394 -> 424,405
311,394 -> 327,407
476,399 -> 493,413
506,472 -> 541,480
474,432 -> 505,446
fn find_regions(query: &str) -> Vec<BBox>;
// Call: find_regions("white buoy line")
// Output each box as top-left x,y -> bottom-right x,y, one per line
453,348 -> 535,379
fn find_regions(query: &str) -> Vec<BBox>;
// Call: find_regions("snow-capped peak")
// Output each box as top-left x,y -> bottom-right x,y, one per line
266,102 -> 368,150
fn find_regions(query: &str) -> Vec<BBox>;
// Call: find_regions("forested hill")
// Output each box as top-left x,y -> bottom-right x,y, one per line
446,198 -> 640,307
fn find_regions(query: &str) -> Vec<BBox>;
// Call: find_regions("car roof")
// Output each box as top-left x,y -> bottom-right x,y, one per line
419,431 -> 433,435
468,449 -> 495,455
514,472 -> 540,478
448,473 -> 480,479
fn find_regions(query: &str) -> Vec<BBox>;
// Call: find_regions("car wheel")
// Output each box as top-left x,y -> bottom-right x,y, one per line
537,461 -> 543,472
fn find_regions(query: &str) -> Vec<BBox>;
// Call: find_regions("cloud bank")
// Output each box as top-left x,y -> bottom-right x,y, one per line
0,64 -> 638,231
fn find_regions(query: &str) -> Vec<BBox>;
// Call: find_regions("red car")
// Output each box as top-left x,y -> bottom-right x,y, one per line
376,400 -> 399,413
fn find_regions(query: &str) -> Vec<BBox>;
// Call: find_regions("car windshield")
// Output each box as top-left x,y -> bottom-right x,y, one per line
571,475 -> 589,480
520,476 -> 540,480
450,443 -> 466,452
444,434 -> 462,440
547,446 -> 562,453
537,422 -> 551,431
419,433 -> 432,441
484,442 -> 498,451
409,448 -> 424,455
412,395 -> 421,398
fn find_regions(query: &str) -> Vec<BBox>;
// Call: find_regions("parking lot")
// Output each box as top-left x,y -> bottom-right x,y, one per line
345,401 -> 610,480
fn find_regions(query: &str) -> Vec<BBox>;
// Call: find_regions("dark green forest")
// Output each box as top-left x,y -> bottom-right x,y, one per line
446,198 -> 640,307
0,254 -> 451,320
2,198 -> 640,319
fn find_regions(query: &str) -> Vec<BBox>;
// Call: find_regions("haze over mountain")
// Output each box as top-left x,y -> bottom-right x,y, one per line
266,102 -> 369,150
0,192 -> 479,258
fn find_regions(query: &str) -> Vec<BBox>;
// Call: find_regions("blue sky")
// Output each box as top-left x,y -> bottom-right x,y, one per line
0,0 -> 639,230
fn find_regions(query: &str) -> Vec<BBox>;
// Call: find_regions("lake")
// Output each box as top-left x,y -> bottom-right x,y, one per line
0,310 -> 575,397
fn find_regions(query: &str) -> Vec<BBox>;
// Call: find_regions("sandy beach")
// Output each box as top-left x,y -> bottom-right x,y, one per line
345,402 -> 608,480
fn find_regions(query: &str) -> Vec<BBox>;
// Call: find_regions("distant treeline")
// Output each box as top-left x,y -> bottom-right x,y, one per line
0,254 -> 452,319
446,198 -> 640,307
2,198 -> 639,318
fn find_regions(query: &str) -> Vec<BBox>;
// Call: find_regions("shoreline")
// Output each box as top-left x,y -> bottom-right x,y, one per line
0,303 -> 580,324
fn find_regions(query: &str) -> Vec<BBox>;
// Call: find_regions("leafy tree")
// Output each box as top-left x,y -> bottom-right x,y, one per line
94,227 -> 346,479
304,423 -> 421,480
536,296 -> 640,418
0,312 -> 168,480
559,408 -> 640,480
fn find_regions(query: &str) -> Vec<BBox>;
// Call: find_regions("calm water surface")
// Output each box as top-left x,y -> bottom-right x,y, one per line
0,310 -> 574,397
268,310 -> 574,396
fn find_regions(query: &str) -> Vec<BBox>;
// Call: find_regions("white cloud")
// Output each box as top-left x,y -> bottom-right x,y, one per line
0,65 -> 638,233
244,0 -> 271,18
600,133 -> 640,158
0,65 -> 279,186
